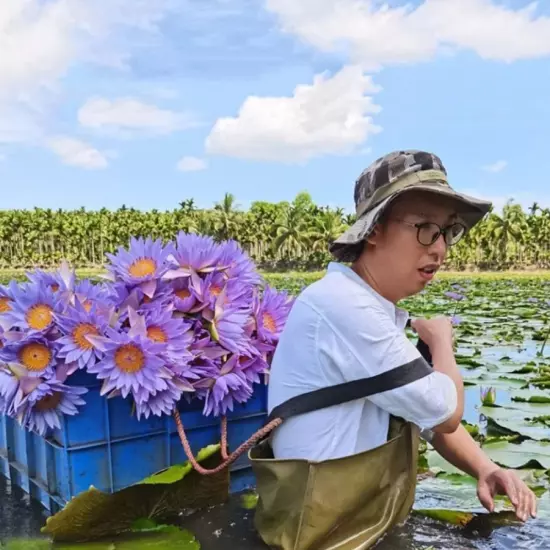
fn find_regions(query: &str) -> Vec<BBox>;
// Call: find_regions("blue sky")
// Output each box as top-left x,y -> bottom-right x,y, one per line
2,0 -> 550,214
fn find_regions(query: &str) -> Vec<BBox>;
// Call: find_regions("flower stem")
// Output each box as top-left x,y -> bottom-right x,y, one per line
540,324 -> 550,356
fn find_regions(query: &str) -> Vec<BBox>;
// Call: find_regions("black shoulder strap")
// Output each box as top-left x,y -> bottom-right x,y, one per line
267,335 -> 433,423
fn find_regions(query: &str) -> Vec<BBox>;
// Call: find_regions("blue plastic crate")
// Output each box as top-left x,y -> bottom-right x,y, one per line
0,376 -> 268,512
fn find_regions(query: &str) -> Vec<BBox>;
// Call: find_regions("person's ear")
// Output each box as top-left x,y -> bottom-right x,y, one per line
365,223 -> 382,246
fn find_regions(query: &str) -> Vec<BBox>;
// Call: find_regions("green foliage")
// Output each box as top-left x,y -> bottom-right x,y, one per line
41,445 -> 227,543
1,196 -> 550,271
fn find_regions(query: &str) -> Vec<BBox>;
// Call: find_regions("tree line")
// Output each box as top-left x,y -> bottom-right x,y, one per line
0,192 -> 548,271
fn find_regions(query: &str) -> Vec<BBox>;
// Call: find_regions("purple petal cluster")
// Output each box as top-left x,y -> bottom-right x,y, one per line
0,233 -> 295,437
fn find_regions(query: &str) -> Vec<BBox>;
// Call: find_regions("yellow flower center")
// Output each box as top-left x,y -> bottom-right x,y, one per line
128,258 -> 156,278
19,342 -> 52,372
211,285 -> 222,297
73,323 -> 99,350
0,297 -> 11,313
26,304 -> 53,330
114,343 -> 145,373
175,289 -> 191,300
147,326 -> 167,343
35,392 -> 63,412
262,312 -> 276,333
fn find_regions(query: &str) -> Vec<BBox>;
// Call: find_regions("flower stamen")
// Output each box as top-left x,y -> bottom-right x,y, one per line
114,343 -> 145,373
19,342 -> 52,372
147,326 -> 168,343
35,392 -> 63,412
128,258 -> 156,278
26,304 -> 53,330
73,323 -> 99,350
262,312 -> 276,333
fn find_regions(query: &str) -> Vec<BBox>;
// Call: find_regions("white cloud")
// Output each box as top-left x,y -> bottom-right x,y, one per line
177,156 -> 208,172
483,160 -> 508,173
266,0 -> 550,68
47,137 -> 110,170
78,97 -> 198,137
205,65 -> 382,163
0,0 -> 172,143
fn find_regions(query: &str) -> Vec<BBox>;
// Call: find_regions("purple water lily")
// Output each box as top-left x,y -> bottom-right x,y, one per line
0,281 -> 62,335
134,377 -> 191,420
163,232 -> 224,279
86,328 -> 173,404
171,278 -> 198,313
70,278 -> 112,314
127,305 -> 194,366
217,240 -> 262,287
0,366 -> 19,415
55,300 -> 111,370
13,375 -> 88,436
105,236 -> 172,297
195,354 -> 253,417
205,290 -> 251,354
444,291 -> 464,301
0,282 -> 15,315
0,236 -> 295,427
25,261 -> 75,295
0,336 -> 56,378
253,286 -> 294,344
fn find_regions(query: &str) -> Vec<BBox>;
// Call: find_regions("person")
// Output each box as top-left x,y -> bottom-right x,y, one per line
249,150 -> 537,550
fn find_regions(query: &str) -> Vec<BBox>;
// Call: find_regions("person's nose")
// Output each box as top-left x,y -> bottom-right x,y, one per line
428,232 -> 447,261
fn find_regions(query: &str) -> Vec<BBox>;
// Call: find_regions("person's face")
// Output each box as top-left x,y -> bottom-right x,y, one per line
367,191 -> 464,298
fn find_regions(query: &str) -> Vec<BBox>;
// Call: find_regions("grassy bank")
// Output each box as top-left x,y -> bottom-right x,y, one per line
2,267 -> 550,287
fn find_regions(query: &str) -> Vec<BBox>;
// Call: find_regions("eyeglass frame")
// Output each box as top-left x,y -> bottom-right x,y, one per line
389,217 -> 467,246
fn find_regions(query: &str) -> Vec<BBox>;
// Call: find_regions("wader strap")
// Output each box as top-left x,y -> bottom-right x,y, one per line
173,333 -> 433,476
268,355 -> 432,423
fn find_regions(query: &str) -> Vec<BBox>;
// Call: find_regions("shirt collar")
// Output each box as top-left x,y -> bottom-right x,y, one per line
327,262 -> 409,328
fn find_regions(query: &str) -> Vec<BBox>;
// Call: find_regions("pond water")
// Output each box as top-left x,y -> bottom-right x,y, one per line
1,277 -> 550,549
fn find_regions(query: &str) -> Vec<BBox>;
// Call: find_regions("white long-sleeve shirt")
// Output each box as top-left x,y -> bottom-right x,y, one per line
267,262 -> 457,461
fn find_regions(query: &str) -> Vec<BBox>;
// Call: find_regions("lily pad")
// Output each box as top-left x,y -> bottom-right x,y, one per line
510,389 -> 550,403
478,405 -> 550,441
2,527 -> 200,549
482,439 -> 550,469
461,373 -> 528,389
41,445 -> 228,542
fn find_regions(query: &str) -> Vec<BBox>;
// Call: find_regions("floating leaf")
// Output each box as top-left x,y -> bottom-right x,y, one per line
413,509 -> 475,526
510,389 -> 550,403
41,445 -> 228,543
462,373 -> 528,389
479,405 -> 550,441
240,492 -> 259,510
2,540 -> 52,550
482,439 -> 550,469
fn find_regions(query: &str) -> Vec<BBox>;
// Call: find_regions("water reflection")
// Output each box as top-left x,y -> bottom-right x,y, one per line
0,477 -> 49,541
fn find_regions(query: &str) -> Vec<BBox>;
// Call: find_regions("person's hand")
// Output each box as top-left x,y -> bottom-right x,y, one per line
410,316 -> 453,351
477,466 -> 537,521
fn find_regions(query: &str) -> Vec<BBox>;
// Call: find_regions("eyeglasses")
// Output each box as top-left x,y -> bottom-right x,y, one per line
392,218 -> 466,246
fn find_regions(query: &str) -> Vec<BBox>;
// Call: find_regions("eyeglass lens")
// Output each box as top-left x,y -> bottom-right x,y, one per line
418,222 -> 464,245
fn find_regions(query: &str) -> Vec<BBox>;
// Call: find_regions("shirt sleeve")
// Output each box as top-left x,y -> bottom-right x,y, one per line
320,303 -> 458,431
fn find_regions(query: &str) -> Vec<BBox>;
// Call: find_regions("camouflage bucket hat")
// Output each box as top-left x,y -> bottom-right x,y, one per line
329,150 -> 493,263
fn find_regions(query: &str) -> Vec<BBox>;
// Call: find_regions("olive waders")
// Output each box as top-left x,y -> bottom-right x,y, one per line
248,332 -> 434,550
